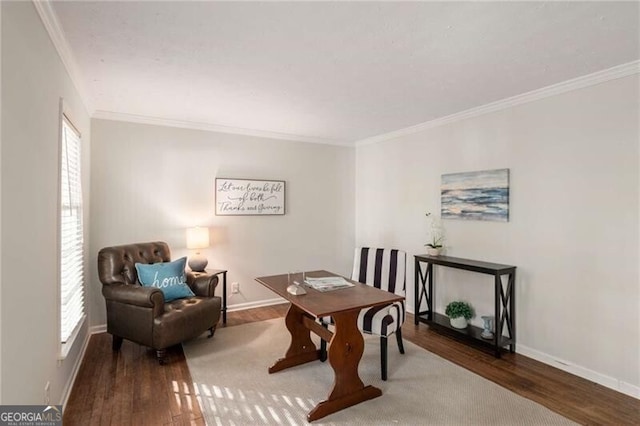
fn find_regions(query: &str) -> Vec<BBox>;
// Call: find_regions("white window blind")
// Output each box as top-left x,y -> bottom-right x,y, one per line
60,115 -> 85,346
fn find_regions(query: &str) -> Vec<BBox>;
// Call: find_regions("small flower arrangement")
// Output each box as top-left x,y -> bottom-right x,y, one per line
425,212 -> 444,249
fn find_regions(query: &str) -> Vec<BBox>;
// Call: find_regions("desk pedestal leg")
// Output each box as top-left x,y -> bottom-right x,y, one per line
307,310 -> 381,422
268,304 -> 320,373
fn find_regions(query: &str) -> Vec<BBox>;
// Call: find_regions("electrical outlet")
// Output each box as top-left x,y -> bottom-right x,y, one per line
231,282 -> 240,294
44,381 -> 51,405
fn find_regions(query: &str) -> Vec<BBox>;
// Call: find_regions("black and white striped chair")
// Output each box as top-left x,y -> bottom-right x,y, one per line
321,247 -> 407,380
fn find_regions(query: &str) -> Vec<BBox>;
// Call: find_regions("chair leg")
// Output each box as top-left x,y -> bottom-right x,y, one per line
112,335 -> 123,351
208,326 -> 215,338
156,349 -> 167,365
319,322 -> 328,362
380,336 -> 388,381
396,328 -> 405,354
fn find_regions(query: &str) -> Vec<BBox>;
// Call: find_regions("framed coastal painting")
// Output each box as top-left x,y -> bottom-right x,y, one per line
441,169 -> 509,222
215,178 -> 285,216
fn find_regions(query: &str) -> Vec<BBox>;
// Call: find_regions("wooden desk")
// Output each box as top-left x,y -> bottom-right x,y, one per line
256,270 -> 404,422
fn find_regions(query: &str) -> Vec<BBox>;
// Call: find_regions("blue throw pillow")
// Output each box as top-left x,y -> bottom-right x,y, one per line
135,257 -> 195,302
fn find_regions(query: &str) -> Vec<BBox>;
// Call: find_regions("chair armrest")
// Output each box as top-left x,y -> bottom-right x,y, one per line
186,271 -> 219,297
102,283 -> 164,309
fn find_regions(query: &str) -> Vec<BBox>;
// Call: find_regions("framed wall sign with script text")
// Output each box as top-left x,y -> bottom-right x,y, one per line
215,178 -> 286,216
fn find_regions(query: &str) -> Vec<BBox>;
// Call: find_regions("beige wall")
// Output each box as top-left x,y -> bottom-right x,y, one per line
1,2 -> 91,404
355,75 -> 640,396
89,119 -> 355,326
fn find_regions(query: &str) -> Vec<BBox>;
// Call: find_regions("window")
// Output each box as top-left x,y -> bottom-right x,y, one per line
59,113 -> 85,355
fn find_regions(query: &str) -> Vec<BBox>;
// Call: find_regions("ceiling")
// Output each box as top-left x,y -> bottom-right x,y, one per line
51,1 -> 639,144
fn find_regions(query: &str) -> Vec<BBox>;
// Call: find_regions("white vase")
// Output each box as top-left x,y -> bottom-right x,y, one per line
450,316 -> 468,329
426,247 -> 441,256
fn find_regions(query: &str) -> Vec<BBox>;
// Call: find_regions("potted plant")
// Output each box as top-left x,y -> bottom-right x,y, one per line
445,301 -> 473,329
424,212 -> 444,255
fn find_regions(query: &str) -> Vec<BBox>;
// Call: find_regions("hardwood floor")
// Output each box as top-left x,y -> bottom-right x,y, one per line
64,304 -> 639,425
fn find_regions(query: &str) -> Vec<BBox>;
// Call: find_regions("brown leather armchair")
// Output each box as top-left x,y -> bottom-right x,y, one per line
98,241 -> 222,364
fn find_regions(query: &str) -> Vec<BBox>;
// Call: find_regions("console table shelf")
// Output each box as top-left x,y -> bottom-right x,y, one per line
414,254 -> 517,357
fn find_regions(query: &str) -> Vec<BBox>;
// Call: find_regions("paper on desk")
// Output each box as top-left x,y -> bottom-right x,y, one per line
304,276 -> 355,292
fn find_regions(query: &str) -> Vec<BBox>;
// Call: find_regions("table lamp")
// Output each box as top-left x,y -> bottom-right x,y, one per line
186,226 -> 210,272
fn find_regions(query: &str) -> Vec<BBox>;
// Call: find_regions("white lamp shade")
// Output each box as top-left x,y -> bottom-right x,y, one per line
186,227 -> 210,249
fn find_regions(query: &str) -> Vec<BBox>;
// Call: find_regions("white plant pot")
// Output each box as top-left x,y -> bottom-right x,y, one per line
426,247 -> 441,256
450,316 -> 468,329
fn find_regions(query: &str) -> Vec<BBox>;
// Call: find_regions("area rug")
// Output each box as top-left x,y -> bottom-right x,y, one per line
183,319 -> 574,425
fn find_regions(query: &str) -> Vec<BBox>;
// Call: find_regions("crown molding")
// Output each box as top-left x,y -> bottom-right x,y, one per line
30,0 -> 639,148
32,0 -> 344,146
92,110 -> 352,146
355,60 -> 640,147
32,0 -> 94,115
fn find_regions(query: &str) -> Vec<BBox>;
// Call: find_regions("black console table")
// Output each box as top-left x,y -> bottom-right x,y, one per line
414,254 -> 516,357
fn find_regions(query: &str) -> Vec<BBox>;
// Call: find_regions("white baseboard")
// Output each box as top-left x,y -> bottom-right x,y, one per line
517,344 -> 640,399
619,381 -> 640,399
227,297 -> 287,312
90,324 -> 107,334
